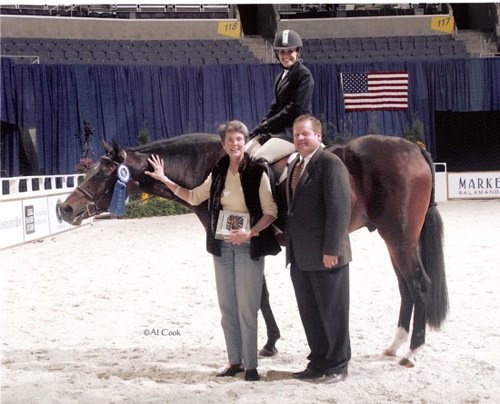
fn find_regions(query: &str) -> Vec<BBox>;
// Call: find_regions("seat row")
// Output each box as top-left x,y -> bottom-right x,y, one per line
302,35 -> 470,61
1,37 -> 240,51
304,35 -> 457,52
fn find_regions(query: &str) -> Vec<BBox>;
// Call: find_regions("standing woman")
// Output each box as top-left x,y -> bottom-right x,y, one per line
145,121 -> 281,381
250,29 -> 315,164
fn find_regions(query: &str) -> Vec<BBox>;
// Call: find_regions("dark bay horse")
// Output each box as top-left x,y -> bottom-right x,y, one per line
60,133 -> 448,367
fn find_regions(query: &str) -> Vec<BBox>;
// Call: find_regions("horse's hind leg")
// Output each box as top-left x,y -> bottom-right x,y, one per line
384,264 -> 412,358
401,253 -> 431,367
259,276 -> 280,356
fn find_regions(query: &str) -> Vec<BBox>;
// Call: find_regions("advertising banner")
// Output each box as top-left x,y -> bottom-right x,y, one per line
0,200 -> 24,249
22,197 -> 51,242
448,172 -> 500,199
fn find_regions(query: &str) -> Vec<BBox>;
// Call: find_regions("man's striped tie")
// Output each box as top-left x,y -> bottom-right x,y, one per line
291,159 -> 304,194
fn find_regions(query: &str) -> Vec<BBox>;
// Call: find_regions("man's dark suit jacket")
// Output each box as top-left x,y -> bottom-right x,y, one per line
286,147 -> 352,271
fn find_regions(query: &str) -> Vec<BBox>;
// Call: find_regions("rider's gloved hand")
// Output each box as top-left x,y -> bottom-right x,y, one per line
249,127 -> 262,139
259,120 -> 270,134
250,121 -> 270,139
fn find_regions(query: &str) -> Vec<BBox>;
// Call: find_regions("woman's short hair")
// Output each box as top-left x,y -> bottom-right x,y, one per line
217,120 -> 249,142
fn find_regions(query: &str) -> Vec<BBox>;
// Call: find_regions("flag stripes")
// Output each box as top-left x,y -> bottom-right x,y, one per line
341,71 -> 409,111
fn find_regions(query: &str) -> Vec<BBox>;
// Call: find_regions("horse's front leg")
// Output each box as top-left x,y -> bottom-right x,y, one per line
259,276 -> 280,356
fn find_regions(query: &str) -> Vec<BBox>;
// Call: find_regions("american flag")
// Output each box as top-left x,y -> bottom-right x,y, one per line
341,71 -> 409,111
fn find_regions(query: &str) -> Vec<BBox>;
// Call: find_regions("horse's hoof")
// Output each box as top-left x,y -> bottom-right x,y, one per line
398,357 -> 415,368
259,346 -> 278,357
383,348 -> 397,357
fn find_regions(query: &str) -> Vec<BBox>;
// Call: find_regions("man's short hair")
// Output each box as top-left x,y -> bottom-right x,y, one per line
293,114 -> 322,134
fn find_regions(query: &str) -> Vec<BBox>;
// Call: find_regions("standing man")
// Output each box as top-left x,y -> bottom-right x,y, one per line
286,114 -> 352,382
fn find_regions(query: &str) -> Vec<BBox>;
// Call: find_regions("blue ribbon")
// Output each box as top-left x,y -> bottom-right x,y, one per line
109,164 -> 130,217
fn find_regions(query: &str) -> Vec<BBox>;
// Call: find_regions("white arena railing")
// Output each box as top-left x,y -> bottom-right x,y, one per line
2,164 -> 496,249
0,173 -> 90,250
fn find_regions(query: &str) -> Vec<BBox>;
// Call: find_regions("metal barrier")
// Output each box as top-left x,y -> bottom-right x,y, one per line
0,173 -> 89,250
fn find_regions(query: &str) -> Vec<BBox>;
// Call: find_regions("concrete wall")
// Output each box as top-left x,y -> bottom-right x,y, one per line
278,15 -> 452,38
0,15 -> 238,40
1,14 -> 454,41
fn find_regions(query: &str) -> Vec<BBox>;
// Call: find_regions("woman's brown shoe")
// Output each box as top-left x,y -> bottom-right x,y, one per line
216,364 -> 244,377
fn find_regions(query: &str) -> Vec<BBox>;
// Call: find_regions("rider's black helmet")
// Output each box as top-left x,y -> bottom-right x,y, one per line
273,29 -> 303,50
273,30 -> 303,66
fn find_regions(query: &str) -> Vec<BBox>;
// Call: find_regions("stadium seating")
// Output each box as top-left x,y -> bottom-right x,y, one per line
301,35 -> 471,63
0,37 -> 259,65
0,34 -> 471,66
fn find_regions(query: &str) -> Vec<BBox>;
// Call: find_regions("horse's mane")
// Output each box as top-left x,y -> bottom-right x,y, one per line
128,133 -> 224,189
129,133 -> 221,154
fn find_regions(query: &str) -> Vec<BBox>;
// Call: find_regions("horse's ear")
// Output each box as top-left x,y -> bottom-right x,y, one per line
102,139 -> 124,162
111,140 -> 126,163
117,149 -> 126,164
102,138 -> 113,155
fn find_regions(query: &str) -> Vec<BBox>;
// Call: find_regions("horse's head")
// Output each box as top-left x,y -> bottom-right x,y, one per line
60,132 -> 228,227
59,140 -> 128,225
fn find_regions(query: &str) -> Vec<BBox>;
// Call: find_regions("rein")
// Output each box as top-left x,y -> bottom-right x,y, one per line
76,183 -> 158,217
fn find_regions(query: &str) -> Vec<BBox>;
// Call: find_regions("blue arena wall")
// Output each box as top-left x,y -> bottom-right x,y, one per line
1,57 -> 499,176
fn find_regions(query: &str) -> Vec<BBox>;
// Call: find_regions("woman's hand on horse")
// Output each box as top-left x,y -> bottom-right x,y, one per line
146,154 -> 170,182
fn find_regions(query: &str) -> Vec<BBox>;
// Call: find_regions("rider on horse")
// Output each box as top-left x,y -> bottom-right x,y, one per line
248,29 -> 315,165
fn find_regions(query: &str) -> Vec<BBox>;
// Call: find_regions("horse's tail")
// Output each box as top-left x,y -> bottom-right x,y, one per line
419,149 -> 449,329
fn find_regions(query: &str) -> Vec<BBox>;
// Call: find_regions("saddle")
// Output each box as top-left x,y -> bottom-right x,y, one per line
247,136 -> 297,241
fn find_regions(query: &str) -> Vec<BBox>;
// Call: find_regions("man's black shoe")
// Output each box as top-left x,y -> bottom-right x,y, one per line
216,364 -> 244,377
323,368 -> 348,384
292,367 -> 324,380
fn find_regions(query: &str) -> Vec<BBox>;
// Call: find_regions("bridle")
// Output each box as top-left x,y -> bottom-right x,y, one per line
75,156 -> 124,217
